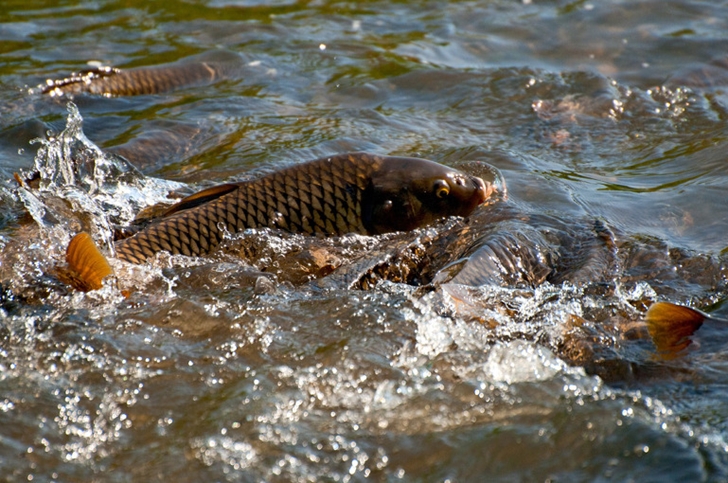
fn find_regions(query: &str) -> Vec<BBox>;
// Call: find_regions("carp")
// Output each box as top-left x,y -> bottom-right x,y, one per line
65,152 -> 494,288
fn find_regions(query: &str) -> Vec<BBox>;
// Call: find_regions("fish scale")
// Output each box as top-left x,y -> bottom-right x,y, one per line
43,62 -> 226,97
115,153 -> 382,264
65,151 -> 489,290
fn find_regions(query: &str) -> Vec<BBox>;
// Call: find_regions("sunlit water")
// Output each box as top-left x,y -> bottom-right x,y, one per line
1,1 -> 728,481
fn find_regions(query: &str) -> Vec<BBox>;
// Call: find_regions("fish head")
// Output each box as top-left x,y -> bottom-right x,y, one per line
363,156 -> 498,234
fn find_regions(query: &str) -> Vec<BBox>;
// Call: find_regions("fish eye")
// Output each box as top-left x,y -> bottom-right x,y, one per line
434,179 -> 450,199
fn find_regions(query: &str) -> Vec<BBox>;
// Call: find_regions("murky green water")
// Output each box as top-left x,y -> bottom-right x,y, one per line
2,1 -> 728,481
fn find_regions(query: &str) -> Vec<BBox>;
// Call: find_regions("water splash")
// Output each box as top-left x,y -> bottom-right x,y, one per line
0,102 -> 187,303
17,102 -> 184,248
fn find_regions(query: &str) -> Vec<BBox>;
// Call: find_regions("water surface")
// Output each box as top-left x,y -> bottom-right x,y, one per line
1,1 -> 728,481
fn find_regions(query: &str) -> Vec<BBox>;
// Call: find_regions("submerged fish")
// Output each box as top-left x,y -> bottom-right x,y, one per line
66,152 -> 492,288
41,52 -> 245,97
42,63 -> 221,97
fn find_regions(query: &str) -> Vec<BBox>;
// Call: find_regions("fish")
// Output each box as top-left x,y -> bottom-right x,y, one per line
667,55 -> 728,90
106,122 -> 212,173
65,232 -> 113,291
41,52 -> 245,97
42,63 -> 221,97
644,301 -> 725,356
65,152 -> 493,289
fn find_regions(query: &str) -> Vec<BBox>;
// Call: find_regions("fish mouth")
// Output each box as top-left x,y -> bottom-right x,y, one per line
474,176 -> 489,204
472,176 -> 495,205
471,165 -> 507,205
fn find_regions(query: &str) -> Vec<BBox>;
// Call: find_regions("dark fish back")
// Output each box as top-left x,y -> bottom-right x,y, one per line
107,123 -> 208,172
43,61 -> 232,97
115,153 -> 381,263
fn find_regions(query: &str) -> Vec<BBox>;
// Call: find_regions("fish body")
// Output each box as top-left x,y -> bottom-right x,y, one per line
43,63 -> 221,97
114,152 -> 490,264
41,52 -> 245,97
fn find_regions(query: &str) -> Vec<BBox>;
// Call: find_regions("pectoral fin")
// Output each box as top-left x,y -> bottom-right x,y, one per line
65,232 -> 113,291
645,301 -> 706,355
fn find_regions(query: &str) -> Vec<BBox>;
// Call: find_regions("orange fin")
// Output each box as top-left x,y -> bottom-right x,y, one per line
645,301 -> 706,355
162,183 -> 241,217
66,232 -> 113,291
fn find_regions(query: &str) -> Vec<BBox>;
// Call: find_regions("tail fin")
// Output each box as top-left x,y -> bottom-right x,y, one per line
645,301 -> 706,355
65,232 -> 113,291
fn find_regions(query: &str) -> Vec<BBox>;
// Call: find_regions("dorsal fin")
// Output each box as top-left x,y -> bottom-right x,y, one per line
162,183 -> 241,217
645,301 -> 707,355
66,232 -> 113,291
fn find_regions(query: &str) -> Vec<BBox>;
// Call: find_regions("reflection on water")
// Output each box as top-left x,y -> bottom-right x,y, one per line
1,0 -> 728,481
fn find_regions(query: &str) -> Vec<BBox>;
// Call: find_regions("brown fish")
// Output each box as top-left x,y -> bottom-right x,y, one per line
66,152 -> 492,288
42,54 -> 243,97
64,232 -> 113,291
644,301 -> 716,356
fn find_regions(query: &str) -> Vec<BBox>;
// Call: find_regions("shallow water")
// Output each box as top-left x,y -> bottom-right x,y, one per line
1,1 -> 728,481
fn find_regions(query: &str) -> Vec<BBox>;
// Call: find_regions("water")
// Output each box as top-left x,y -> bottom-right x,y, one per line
2,1 -> 728,481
